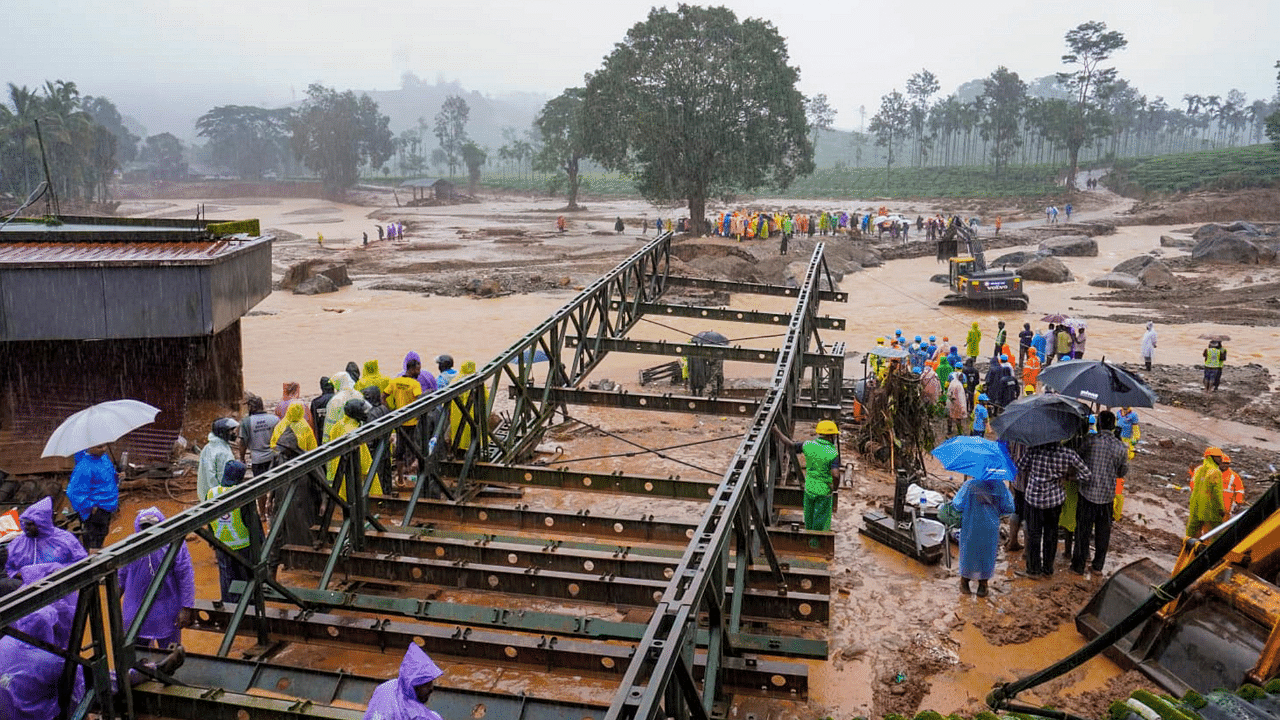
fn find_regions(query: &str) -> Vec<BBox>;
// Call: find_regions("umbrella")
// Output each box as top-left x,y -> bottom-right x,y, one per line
1041,313 -> 1071,324
931,435 -> 1016,480
1037,359 -> 1158,408
1198,333 -> 1231,342
691,331 -> 729,346
42,400 -> 160,457
990,393 -> 1090,446
867,346 -> 909,359
509,348 -> 549,364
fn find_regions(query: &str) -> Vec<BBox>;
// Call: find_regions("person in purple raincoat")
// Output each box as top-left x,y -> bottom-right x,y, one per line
363,643 -> 445,720
118,507 -> 195,648
5,497 -> 87,577
0,604 -> 84,719
18,563 -> 77,646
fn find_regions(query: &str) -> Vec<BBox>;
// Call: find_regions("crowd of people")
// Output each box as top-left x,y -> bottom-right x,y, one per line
633,207 -> 988,244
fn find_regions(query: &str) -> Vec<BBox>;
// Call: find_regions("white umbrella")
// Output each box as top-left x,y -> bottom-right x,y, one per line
41,400 -> 160,457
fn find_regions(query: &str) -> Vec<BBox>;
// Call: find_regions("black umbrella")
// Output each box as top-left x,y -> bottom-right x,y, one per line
991,393 -> 1090,446
691,331 -> 729,346
1037,358 -> 1158,408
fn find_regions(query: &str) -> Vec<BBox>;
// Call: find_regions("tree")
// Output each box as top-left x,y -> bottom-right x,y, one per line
290,84 -> 394,193
434,95 -> 470,177
906,69 -> 940,166
1266,60 -> 1280,150
804,93 -> 836,155
1056,21 -> 1128,188
197,105 -> 293,179
82,95 -> 138,164
978,67 -> 1027,178
533,88 -> 589,209
582,5 -> 812,234
460,141 -> 486,193
139,133 -> 187,181
868,90 -> 909,185
498,126 -> 536,182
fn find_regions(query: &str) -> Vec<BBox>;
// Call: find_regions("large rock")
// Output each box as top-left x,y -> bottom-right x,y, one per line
1113,255 -> 1157,275
1194,221 -> 1263,239
1191,233 -> 1277,264
293,274 -> 339,295
1089,273 -> 1140,289
1160,234 -> 1195,249
1138,260 -> 1177,288
1018,256 -> 1074,283
1039,235 -> 1099,257
989,251 -> 1043,268
281,260 -> 352,290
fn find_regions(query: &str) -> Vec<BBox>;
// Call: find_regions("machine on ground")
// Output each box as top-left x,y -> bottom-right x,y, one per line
1077,474 -> 1280,696
935,218 -> 1028,310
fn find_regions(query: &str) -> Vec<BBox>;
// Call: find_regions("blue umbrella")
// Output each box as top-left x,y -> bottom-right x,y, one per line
508,348 -> 549,364
931,435 -> 1016,479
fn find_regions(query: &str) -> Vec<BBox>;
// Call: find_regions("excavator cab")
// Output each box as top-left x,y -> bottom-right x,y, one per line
949,257 -> 977,290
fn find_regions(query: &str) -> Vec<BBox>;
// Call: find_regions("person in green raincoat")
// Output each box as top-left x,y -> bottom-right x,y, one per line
1187,447 -> 1227,537
966,322 -> 982,361
937,355 -> 954,389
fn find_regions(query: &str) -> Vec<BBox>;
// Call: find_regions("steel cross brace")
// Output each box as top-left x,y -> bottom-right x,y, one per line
663,275 -> 848,302
368,491 -> 839,556
509,384 -> 843,422
564,335 -> 845,366
605,300 -> 846,330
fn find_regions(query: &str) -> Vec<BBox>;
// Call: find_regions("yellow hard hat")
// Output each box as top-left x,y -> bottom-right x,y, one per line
816,420 -> 840,435
1024,384 -> 1035,395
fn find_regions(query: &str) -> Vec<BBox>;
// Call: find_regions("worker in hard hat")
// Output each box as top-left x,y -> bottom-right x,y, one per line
772,420 -> 844,532
1190,451 -> 1246,517
1187,447 -> 1227,538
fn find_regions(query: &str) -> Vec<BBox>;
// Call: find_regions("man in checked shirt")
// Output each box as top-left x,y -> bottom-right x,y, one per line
1016,439 -> 1091,577
1073,411 -> 1129,575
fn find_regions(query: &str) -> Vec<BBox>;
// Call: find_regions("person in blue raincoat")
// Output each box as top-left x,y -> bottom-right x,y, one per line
363,643 -> 445,720
67,443 -> 120,549
952,467 -> 1016,597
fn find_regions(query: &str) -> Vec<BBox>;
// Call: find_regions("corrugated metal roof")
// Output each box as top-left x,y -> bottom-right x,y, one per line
0,238 -> 266,267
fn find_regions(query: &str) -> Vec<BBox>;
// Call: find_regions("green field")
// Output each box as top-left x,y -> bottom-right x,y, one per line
1107,144 -> 1280,196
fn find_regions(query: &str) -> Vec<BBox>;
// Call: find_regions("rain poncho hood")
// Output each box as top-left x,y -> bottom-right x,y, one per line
19,562 -> 76,645
66,449 -> 119,519
272,400 -> 317,452
363,643 -> 445,720
327,414 -> 379,498
403,351 -> 436,393
354,359 -> 390,393
119,506 -> 195,643
197,432 -> 235,501
5,498 -> 87,577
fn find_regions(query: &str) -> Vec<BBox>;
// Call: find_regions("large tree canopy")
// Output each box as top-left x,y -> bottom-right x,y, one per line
1056,21 -> 1128,189
534,87 -> 588,209
197,105 -> 293,180
290,84 -> 394,193
582,4 -> 813,233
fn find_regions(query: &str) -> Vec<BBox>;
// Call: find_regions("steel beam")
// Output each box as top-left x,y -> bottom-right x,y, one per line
565,335 -> 844,367
281,546 -> 828,623
373,490 -> 836,551
437,461 -> 812,509
664,275 -> 847,302
310,526 -> 830,593
248,585 -> 828,659
510,385 -> 842,421
606,300 -> 845,330
189,602 -> 808,694
130,649 -> 608,720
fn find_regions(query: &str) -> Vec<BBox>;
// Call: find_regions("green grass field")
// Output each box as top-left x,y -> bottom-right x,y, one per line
1108,144 -> 1280,195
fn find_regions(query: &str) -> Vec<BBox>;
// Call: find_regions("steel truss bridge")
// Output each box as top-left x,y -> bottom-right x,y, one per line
0,232 -> 849,720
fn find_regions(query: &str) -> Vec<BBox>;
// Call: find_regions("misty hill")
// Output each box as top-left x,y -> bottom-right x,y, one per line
363,75 -> 549,150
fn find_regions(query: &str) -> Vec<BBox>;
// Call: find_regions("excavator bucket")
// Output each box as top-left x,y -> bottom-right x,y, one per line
1077,558 -> 1271,695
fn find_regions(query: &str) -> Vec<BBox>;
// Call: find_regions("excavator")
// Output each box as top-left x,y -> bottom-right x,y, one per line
935,217 -> 1029,311
1075,469 -> 1280,696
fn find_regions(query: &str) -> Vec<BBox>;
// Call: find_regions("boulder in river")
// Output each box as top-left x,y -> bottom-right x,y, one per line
293,274 -> 339,295
1039,235 -> 1098,257
1138,260 -> 1177,289
1088,273 -> 1140,289
1018,256 -> 1074,283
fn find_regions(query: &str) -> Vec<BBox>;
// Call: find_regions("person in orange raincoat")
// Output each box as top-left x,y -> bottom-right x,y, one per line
1022,353 -> 1041,389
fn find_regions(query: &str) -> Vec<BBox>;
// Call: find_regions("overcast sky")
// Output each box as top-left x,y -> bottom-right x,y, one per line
5,0 -> 1276,133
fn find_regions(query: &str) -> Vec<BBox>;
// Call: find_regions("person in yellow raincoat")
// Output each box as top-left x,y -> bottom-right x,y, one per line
354,359 -> 390,394
1187,447 -> 1226,537
447,361 -> 490,454
271,400 -> 317,452
327,398 -> 381,499
965,322 -> 982,361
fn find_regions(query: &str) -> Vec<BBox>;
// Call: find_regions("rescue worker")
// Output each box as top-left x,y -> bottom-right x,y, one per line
1203,340 -> 1226,391
363,643 -> 445,720
197,418 -> 238,501
4,497 -> 87,577
1186,447 -> 1226,537
1219,453 -> 1246,515
971,394 -> 990,437
205,460 -> 263,603
1116,406 -> 1140,460
966,322 -> 981,361
1021,352 -> 1041,390
772,421 -> 844,532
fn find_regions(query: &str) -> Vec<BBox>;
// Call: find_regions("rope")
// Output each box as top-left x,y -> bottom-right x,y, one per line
561,415 -> 723,476
547,433 -> 740,465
